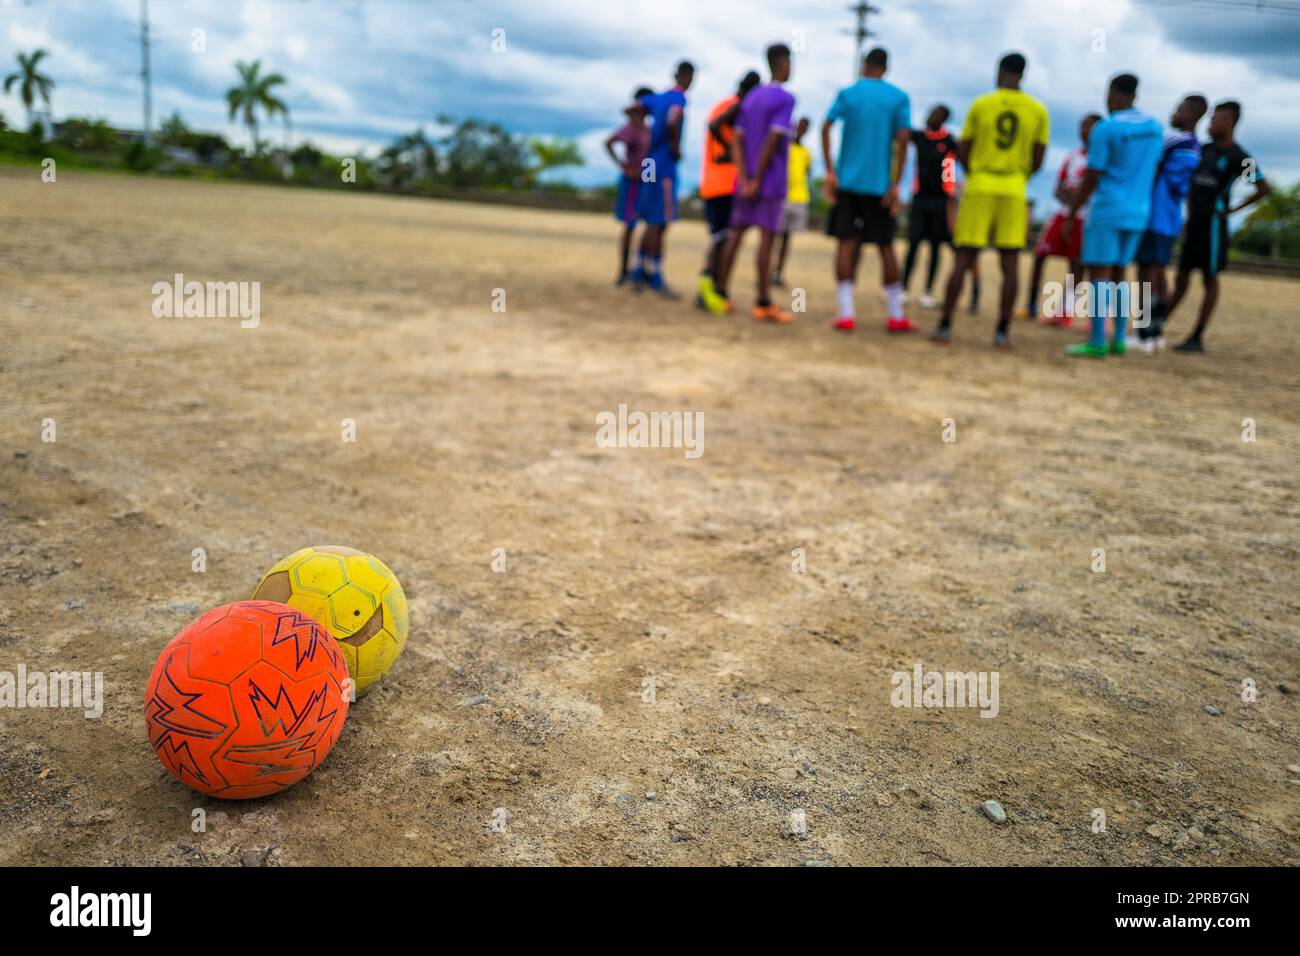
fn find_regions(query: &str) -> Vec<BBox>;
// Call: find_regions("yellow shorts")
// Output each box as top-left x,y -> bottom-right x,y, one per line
954,193 -> 1028,250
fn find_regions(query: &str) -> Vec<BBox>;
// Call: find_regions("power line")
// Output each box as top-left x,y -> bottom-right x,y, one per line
842,2 -> 880,83
139,0 -> 151,143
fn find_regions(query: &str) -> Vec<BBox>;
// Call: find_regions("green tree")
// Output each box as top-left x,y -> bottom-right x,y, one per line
528,136 -> 584,185
3,49 -> 54,129
157,110 -> 191,147
55,116 -> 118,153
437,115 -> 530,189
225,60 -> 288,154
378,127 -> 437,189
1237,182 -> 1300,260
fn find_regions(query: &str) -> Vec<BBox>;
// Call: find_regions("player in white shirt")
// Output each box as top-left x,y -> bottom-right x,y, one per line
1020,114 -> 1101,324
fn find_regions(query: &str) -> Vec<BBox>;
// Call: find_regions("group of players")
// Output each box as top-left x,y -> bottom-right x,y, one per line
605,45 -> 1271,354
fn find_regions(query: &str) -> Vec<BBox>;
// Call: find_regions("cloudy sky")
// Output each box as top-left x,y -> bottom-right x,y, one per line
3,0 -> 1297,207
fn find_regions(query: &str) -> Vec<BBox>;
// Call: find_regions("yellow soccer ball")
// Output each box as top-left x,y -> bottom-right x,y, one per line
253,546 -> 408,696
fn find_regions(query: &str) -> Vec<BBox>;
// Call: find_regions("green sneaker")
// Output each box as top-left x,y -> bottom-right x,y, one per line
1066,343 -> 1108,358
1109,340 -> 1126,356
697,273 -> 730,315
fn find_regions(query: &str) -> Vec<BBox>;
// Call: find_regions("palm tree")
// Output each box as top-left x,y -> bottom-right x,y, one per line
225,60 -> 287,154
3,49 -> 55,129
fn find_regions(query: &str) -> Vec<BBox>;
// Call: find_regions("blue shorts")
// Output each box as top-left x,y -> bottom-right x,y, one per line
614,176 -> 641,225
1134,230 -> 1175,267
1082,225 -> 1143,267
635,174 -> 678,227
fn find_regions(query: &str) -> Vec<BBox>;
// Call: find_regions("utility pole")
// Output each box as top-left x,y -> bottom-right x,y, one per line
140,0 -> 152,143
843,1 -> 880,81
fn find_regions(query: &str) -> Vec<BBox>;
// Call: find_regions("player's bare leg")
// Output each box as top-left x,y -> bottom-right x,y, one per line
933,246 -> 976,343
994,248 -> 1019,348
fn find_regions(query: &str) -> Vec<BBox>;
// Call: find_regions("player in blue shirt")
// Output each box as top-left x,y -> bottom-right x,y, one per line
1063,73 -> 1163,358
1133,94 -> 1206,351
628,61 -> 694,298
821,47 -> 912,333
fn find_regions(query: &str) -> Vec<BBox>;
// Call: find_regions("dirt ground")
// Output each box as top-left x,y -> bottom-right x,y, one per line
1,167 -> 1297,866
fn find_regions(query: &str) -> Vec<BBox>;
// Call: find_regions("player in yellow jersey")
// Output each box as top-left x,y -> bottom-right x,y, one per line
931,52 -> 1049,349
772,117 -> 811,288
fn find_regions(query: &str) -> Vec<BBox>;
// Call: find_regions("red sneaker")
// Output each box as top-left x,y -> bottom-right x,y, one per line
832,316 -> 856,332
886,317 -> 916,333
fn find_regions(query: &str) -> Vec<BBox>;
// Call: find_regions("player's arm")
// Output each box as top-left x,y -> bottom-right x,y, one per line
667,107 -> 683,161
1031,143 -> 1047,175
1227,177 -> 1271,216
604,134 -> 625,170
883,127 -> 909,213
1031,105 -> 1050,175
731,124 -> 751,196
1066,170 -> 1100,219
820,119 -> 838,202
1053,161 -> 1072,206
753,127 -> 784,182
708,103 -> 740,149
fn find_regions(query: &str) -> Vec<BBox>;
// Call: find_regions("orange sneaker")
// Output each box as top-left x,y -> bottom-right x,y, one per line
752,303 -> 793,323
832,316 -> 856,332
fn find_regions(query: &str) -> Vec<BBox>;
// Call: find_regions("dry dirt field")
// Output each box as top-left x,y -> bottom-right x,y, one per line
1,167 -> 1297,866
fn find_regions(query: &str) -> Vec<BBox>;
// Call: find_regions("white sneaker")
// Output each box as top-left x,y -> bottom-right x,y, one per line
1133,338 -> 1155,354
1153,336 -> 1167,351
920,293 -> 936,309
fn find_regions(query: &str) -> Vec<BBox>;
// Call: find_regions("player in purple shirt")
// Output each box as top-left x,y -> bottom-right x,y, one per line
714,43 -> 796,322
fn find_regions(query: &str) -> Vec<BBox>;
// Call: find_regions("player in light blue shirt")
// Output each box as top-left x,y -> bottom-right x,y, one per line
1064,73 -> 1163,357
821,47 -> 912,332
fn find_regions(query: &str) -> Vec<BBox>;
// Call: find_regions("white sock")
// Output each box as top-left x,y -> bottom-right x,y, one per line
885,282 -> 904,320
837,280 -> 855,318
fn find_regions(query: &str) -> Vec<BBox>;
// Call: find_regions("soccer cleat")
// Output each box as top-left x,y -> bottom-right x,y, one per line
1153,336 -> 1167,350
1066,343 -> 1108,358
1131,338 -> 1155,354
753,303 -> 793,323
929,326 -> 951,345
919,293 -> 937,309
627,268 -> 648,291
697,275 -> 730,315
771,270 -> 785,288
616,272 -> 630,286
1109,340 -> 1126,356
993,332 -> 1012,350
1174,337 -> 1204,353
886,317 -> 916,334
651,283 -> 681,301
832,316 -> 856,332
1014,305 -> 1032,321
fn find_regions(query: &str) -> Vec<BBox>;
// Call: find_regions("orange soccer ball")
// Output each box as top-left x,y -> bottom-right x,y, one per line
144,600 -> 351,799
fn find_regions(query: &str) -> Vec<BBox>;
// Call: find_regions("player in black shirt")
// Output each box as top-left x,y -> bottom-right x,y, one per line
1162,100 -> 1271,352
902,105 -> 958,308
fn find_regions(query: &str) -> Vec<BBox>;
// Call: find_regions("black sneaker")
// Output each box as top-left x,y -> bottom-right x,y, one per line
1174,337 -> 1204,353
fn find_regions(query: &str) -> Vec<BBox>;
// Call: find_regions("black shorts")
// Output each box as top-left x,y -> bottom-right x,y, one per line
826,190 -> 896,245
1179,215 -> 1229,276
703,195 -> 734,239
908,194 -> 950,245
